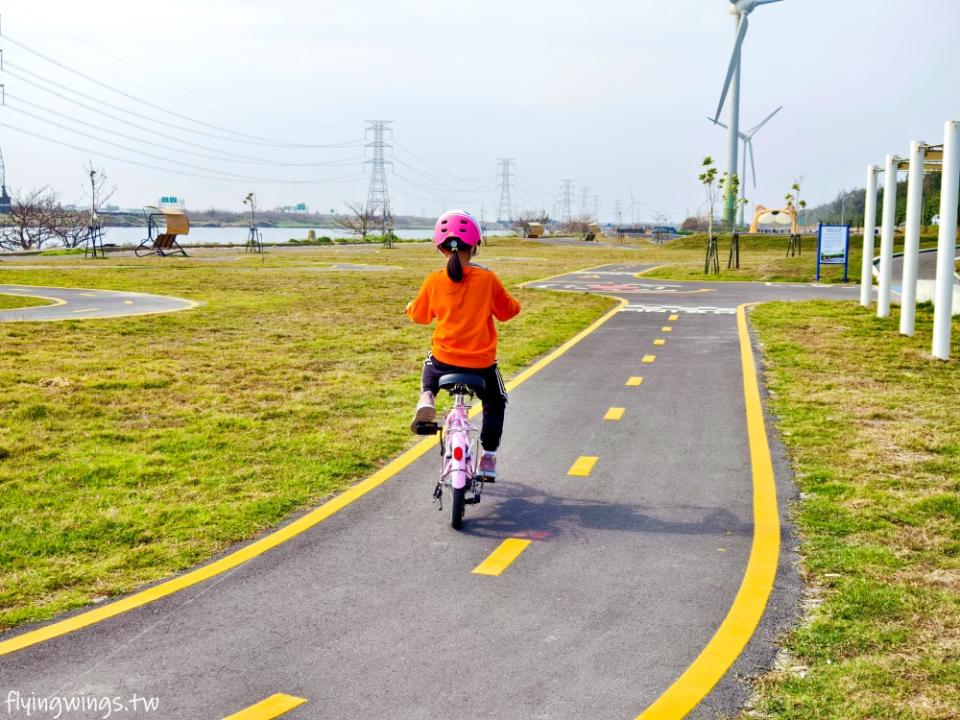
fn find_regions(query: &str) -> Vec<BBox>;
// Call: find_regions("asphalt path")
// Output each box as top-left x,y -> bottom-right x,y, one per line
0,284 -> 198,321
0,266 -> 860,720
888,244 -> 959,283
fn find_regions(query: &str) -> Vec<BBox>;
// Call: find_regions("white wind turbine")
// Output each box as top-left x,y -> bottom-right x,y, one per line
625,190 -> 645,226
709,105 -> 783,226
712,0 -> 785,226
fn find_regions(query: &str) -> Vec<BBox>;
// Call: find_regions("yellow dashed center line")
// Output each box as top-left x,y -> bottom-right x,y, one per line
604,407 -> 625,421
643,354 -> 656,363
668,314 -> 679,321
223,693 -> 306,720
79,292 -> 98,297
653,338 -> 666,346
568,455 -> 598,477
472,538 -> 532,576
662,326 -> 673,333
71,308 -> 99,314
626,376 -> 644,386
124,300 -> 134,305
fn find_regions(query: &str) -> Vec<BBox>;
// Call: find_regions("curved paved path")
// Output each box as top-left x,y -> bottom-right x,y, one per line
0,267 -> 859,719
0,284 -> 198,321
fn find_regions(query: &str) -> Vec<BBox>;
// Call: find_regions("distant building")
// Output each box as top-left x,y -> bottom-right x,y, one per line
0,184 -> 10,214
158,195 -> 185,208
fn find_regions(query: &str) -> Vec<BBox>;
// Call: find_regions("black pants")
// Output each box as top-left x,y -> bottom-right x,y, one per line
421,354 -> 507,451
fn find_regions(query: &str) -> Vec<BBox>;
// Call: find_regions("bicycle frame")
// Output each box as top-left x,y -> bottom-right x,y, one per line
439,391 -> 481,492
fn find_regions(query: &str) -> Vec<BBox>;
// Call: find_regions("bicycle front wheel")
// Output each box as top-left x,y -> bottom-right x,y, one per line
451,486 -> 465,530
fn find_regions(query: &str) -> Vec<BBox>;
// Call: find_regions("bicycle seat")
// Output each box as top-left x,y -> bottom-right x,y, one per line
438,373 -> 485,394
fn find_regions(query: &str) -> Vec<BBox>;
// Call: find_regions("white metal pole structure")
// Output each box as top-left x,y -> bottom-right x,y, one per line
860,165 -> 880,306
712,1 -> 785,226
932,120 -> 960,360
724,14 -> 742,227
877,154 -> 899,318
899,141 -> 927,336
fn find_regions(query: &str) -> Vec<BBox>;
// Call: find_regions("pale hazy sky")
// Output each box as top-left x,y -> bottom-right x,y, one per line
2,0 -> 959,222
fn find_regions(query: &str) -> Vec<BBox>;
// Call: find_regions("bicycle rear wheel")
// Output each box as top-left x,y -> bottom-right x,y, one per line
451,486 -> 465,530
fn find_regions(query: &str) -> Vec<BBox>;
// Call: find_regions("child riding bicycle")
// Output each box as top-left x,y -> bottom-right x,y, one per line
405,210 -> 521,480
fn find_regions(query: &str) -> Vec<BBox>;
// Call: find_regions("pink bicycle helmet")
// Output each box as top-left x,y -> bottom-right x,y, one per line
433,210 -> 482,248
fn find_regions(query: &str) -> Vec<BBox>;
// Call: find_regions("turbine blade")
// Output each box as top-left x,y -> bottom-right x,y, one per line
748,140 -> 757,188
713,14 -> 748,122
708,116 -> 731,130
755,0 -> 784,5
746,105 -> 783,137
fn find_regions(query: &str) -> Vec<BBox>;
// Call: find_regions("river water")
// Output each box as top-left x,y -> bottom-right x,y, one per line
98,226 -> 511,247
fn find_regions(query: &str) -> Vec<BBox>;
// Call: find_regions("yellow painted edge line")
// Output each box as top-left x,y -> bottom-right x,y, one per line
567,455 -> 598,477
0,267 -> 627,657
604,407 -> 625,421
633,265 -> 667,277
625,376 -> 643,386
669,314 -> 680,321
0,292 -> 67,308
471,538 -> 532,576
653,338 -> 666,346
0,284 -> 199,322
71,308 -> 99,314
519,262 -> 614,288
223,693 -> 306,720
634,303 -> 780,719
642,354 -> 656,363
504,297 -> 627,392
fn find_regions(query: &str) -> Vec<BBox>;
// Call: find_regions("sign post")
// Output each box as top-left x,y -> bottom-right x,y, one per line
816,223 -> 850,282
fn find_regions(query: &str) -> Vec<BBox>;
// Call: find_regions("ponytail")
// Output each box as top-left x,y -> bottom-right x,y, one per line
446,250 -> 463,282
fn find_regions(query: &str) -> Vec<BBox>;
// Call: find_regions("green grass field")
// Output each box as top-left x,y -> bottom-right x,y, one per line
0,294 -> 54,310
0,239 -> 637,629
2,236 -> 958,718
640,232 -> 940,284
747,301 -> 960,719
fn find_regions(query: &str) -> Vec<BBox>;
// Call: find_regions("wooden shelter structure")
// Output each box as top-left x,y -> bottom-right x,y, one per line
136,206 -> 190,257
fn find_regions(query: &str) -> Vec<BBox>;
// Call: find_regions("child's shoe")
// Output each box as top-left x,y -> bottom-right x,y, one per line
477,451 -> 497,481
410,391 -> 436,433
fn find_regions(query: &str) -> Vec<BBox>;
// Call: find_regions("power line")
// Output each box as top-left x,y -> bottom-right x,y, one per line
0,120 -> 368,185
2,22 -> 348,131
393,141 -> 495,183
2,33 -> 354,148
3,61 -> 362,150
3,70 -> 362,165
1,103 -> 366,183
4,94 -> 363,168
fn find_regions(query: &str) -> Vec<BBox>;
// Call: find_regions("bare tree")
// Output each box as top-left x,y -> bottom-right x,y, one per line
333,201 -> 372,239
559,213 -> 596,238
0,187 -> 86,250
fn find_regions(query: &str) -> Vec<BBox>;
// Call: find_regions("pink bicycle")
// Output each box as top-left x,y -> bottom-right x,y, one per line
415,373 -> 487,529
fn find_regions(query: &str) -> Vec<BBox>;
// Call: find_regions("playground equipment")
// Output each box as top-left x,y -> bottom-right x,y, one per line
748,204 -> 798,234
135,206 -> 189,257
864,120 -> 959,360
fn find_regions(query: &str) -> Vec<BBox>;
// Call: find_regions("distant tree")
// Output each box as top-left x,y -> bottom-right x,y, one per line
699,157 -> 721,273
560,213 -> 597,238
513,209 -> 550,237
0,187 -> 86,250
681,216 -> 707,232
334,201 -> 373,239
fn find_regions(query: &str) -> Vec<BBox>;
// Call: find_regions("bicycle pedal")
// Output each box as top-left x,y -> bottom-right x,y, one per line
415,421 -> 440,436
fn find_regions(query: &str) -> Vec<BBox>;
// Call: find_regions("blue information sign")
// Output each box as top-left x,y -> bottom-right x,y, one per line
816,223 -> 851,282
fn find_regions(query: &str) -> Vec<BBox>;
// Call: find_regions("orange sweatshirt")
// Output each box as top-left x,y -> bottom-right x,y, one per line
405,264 -> 521,368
